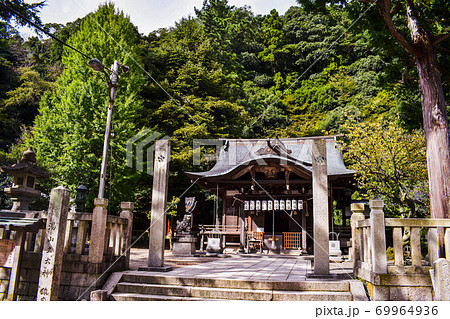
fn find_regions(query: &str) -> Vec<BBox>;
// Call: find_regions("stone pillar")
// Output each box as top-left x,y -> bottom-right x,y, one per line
445,228 -> 450,261
369,199 -> 387,274
350,203 -> 365,275
146,139 -> 171,271
302,207 -> 307,252
239,204 -> 245,252
88,198 -> 108,263
120,202 -> 134,269
312,139 -> 329,276
6,230 -> 25,301
428,228 -> 440,266
434,258 -> 450,301
37,186 -> 70,301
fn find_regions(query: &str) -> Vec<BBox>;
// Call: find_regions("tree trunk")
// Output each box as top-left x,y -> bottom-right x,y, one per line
378,0 -> 450,256
407,2 -> 450,256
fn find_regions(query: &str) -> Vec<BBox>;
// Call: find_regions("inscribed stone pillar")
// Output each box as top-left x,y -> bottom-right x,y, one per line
434,258 -> 450,301
312,139 -> 329,275
369,199 -> 387,274
147,139 -> 171,269
37,186 -> 70,301
88,198 -> 108,263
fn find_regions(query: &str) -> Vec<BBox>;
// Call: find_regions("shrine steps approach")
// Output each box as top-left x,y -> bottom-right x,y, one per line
104,272 -> 366,301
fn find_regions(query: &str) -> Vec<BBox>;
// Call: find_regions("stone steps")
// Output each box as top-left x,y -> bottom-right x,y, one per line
111,292 -> 219,301
108,272 -> 356,301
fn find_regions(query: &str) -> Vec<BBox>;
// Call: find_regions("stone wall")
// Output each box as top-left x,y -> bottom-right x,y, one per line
355,261 -> 433,301
1,252 -> 126,301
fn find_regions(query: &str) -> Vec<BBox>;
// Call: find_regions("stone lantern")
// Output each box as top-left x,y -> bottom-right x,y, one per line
1,147 -> 50,211
75,183 -> 88,212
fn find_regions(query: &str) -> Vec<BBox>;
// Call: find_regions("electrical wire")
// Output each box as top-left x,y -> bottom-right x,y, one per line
0,0 -> 93,61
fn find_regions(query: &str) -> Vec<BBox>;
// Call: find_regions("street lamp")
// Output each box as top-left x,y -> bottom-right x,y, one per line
89,59 -> 129,199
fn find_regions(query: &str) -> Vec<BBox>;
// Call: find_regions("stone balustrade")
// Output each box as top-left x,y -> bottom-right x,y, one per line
0,191 -> 134,301
351,199 -> 450,301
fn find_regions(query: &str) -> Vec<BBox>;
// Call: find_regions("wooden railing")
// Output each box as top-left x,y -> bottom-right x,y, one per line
199,224 -> 240,234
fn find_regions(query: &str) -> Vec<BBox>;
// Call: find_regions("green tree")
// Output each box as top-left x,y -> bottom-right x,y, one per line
0,0 -> 44,29
0,67 -> 55,149
341,120 -> 428,217
26,4 -> 145,210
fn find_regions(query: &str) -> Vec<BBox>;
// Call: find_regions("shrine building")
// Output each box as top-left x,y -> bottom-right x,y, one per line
185,136 -> 356,254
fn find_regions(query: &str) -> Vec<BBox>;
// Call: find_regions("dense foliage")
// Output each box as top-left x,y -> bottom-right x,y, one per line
1,0 -> 448,220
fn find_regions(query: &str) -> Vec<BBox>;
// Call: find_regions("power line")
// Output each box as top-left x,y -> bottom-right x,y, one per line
0,0 -> 93,61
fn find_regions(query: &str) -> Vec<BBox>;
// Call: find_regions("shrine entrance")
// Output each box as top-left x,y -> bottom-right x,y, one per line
186,137 -> 355,258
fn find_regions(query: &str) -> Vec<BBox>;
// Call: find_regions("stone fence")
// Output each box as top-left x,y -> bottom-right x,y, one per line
0,188 -> 133,301
351,200 -> 450,301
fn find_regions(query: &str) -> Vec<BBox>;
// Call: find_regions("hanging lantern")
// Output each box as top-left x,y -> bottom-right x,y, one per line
274,200 -> 279,210
262,200 -> 267,211
250,200 -> 255,211
256,200 -> 261,211
298,200 -> 304,210
292,199 -> 297,210
280,199 -> 285,210
267,200 -> 273,211
286,199 -> 291,210
244,201 -> 249,211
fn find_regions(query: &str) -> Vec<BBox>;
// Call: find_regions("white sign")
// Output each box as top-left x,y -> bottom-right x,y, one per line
292,199 -> 297,210
256,200 -> 261,211
280,200 -> 285,210
250,200 -> 255,211
262,200 -> 267,211
286,199 -> 291,210
274,200 -> 279,210
267,200 -> 273,211
244,201 -> 249,211
298,200 -> 303,210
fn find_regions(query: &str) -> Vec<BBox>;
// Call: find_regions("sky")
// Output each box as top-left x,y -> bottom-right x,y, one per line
20,0 -> 298,37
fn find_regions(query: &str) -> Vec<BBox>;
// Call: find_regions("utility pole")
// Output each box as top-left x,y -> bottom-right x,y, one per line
98,61 -> 119,199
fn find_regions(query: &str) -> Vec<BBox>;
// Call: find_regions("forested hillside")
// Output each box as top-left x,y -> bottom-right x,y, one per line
1,0 -> 449,221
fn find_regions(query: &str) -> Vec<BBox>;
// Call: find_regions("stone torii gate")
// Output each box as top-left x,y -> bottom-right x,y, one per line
141,138 -> 331,275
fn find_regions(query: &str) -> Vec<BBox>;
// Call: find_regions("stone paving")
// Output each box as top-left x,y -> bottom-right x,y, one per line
129,248 -> 354,282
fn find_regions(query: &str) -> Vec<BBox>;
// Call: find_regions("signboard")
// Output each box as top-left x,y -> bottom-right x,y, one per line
255,200 -> 261,211
267,200 -> 273,211
249,200 -> 255,211
0,239 -> 15,268
244,201 -> 249,211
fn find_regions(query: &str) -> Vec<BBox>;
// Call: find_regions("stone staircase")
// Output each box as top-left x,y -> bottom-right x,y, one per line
103,271 -> 366,301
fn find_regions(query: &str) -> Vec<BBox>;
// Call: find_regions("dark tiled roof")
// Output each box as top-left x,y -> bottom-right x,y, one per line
186,137 -> 355,180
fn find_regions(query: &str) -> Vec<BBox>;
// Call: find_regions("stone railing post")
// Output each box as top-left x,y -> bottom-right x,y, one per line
120,202 -> 134,269
369,199 -> 387,274
36,186 -> 70,301
89,198 -> 108,263
350,203 -> 365,276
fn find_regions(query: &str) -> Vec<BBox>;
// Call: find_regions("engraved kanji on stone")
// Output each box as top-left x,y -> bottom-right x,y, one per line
39,287 -> 49,296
